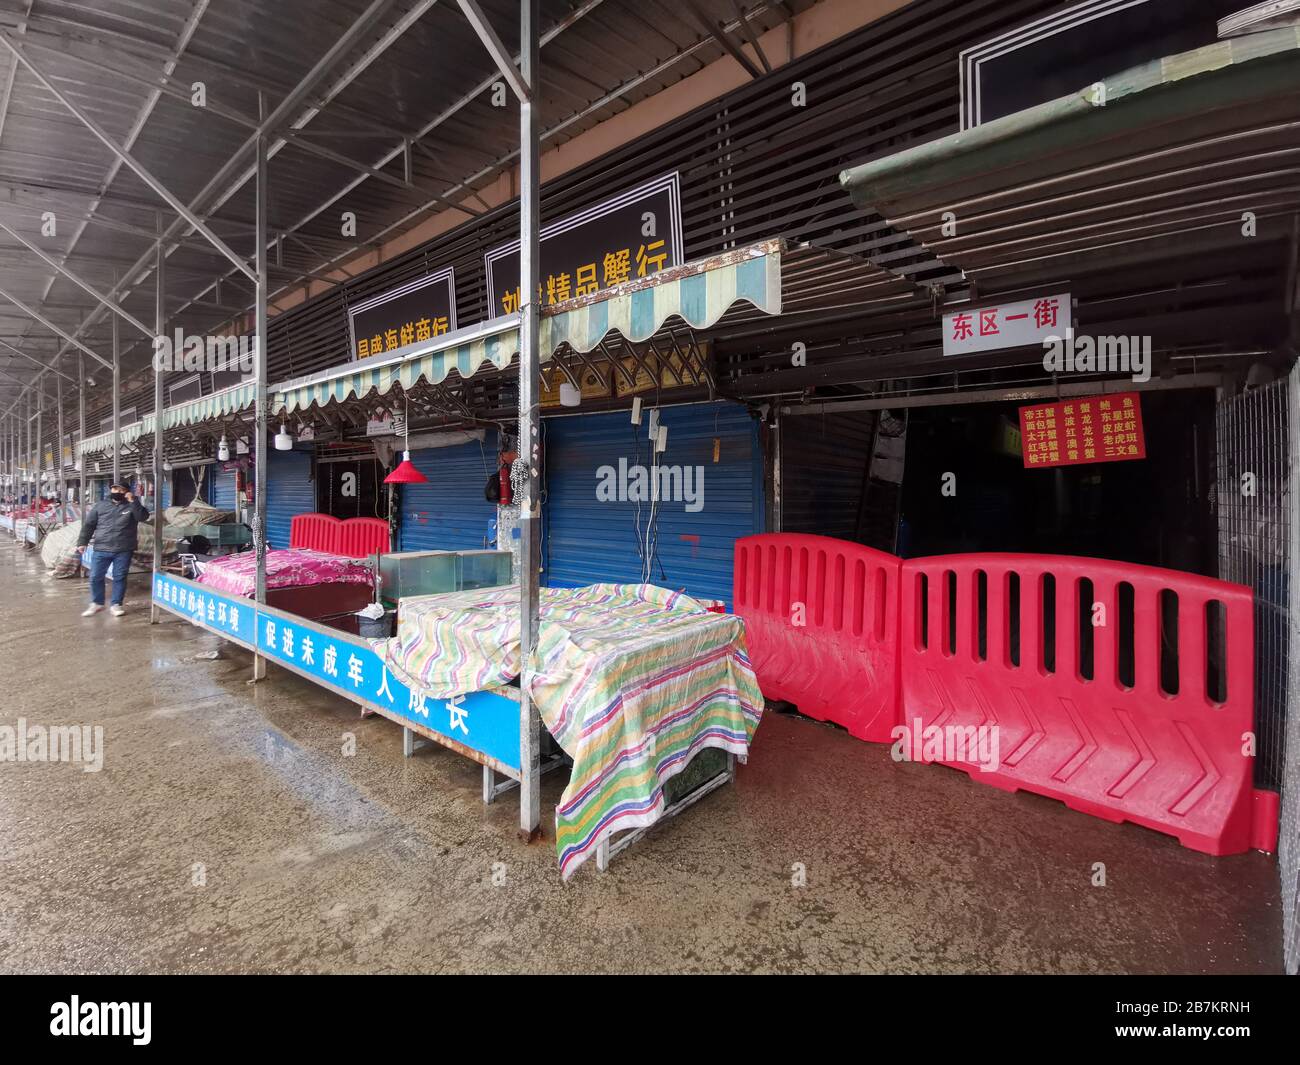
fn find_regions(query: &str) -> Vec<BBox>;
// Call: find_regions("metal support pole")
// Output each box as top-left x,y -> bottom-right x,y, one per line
56,375 -> 66,525
151,220 -> 165,623
35,385 -> 42,520
78,354 -> 86,506
24,393 -> 30,516
111,310 -> 121,485
516,0 -> 542,841
252,131 -> 269,681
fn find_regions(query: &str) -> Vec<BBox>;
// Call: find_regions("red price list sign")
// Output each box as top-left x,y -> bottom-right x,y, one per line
1019,392 -> 1147,469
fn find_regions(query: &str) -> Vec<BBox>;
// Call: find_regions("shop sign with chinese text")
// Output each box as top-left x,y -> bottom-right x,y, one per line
943,292 -> 1071,356
485,172 -> 683,316
348,267 -> 456,361
1018,392 -> 1147,469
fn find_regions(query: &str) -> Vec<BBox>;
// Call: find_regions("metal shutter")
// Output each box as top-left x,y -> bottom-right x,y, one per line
212,466 -> 237,511
398,432 -> 496,551
543,402 -> 763,607
265,448 -> 314,548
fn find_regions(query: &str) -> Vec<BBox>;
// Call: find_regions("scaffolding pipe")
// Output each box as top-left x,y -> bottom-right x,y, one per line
35,385 -> 42,519
517,0 -> 542,839
151,216 -> 165,623
78,354 -> 86,505
252,130 -> 269,680
56,374 -> 65,525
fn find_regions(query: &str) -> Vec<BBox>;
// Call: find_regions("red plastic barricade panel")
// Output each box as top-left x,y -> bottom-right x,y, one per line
336,517 -> 389,558
288,513 -> 388,558
289,512 -> 339,553
898,554 -> 1278,855
734,533 -> 901,743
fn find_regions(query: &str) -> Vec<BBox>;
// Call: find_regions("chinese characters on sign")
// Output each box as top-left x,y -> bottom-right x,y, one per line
485,172 -> 683,317
348,267 -> 456,361
943,292 -> 1072,357
153,574 -> 247,642
1018,392 -> 1147,469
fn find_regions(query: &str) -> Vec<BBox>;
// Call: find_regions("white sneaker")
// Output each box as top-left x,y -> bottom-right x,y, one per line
110,605 -> 126,617
81,604 -> 103,617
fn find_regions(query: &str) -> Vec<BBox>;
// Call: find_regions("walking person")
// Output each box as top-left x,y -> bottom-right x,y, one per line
77,483 -> 149,617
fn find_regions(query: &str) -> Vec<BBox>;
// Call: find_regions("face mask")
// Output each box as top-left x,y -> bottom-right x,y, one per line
110,491 -> 126,502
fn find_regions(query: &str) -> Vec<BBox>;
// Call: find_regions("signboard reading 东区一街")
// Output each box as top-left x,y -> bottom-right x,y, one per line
349,267 -> 456,361
485,173 -> 683,317
943,292 -> 1071,357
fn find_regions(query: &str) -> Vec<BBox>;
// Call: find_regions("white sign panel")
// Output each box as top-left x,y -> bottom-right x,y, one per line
943,292 -> 1071,357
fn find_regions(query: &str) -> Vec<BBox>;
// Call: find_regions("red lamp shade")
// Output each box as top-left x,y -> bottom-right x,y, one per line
384,450 -> 428,485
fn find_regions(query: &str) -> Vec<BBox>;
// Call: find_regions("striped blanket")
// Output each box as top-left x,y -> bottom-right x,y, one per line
384,583 -> 764,877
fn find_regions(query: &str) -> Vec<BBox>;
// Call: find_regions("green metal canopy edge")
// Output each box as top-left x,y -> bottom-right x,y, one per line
838,26 -> 1300,212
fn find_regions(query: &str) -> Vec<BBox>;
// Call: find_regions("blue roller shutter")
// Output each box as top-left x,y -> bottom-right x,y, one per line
212,465 -> 237,511
265,448 -> 314,548
543,402 -> 764,607
399,432 -> 496,552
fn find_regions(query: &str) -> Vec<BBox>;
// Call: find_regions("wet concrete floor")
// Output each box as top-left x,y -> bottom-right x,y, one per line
0,545 -> 1284,973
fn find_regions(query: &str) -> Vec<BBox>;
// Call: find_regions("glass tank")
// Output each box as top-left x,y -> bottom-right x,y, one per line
378,549 -> 511,606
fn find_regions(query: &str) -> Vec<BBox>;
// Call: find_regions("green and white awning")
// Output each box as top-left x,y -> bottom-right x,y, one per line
77,415 -> 155,457
538,241 -> 781,352
275,319 -> 521,414
77,383 -> 256,457
271,238 -> 916,416
162,381 -> 256,429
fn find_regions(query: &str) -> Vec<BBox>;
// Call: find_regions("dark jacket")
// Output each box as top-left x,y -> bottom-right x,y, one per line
78,497 -> 150,554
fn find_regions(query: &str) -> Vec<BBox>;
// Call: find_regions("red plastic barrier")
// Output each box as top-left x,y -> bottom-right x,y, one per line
336,517 -> 389,558
898,553 -> 1278,855
734,533 -> 901,742
289,512 -> 339,552
288,513 -> 388,557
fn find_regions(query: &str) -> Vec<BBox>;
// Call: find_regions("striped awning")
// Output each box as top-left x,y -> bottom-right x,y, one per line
77,415 -> 155,457
275,318 -> 520,414
162,381 -> 257,429
271,238 -> 913,416
539,241 -> 781,352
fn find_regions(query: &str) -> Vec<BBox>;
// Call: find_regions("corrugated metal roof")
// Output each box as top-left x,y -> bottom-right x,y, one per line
0,0 -> 813,423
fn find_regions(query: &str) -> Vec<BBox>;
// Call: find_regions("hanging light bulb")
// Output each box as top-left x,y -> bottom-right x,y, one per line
274,422 -> 293,451
559,382 -> 581,407
383,389 -> 427,485
217,434 -> 230,462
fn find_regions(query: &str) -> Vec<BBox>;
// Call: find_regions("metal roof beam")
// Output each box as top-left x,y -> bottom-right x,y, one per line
0,285 -> 112,370
0,30 -> 257,283
456,0 -> 531,103
179,0 -> 609,318
15,35 -> 265,134
255,0 -> 773,304
684,0 -> 763,79
0,219 -> 155,338
729,0 -> 772,73
0,338 -> 80,385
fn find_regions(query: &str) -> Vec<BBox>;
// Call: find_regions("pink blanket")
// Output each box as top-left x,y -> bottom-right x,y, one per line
197,547 -> 373,598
